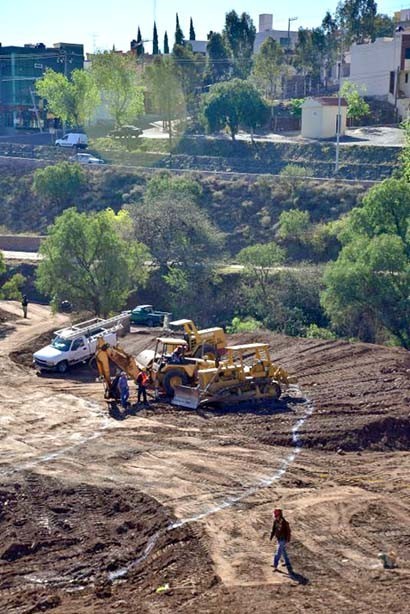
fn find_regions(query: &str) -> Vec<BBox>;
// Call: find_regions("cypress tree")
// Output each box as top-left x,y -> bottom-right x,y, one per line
164,31 -> 170,54
153,21 -> 159,54
189,17 -> 196,40
136,27 -> 144,56
175,13 -> 184,46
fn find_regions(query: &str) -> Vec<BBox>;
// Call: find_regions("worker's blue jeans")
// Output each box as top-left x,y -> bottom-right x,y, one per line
120,389 -> 129,408
274,539 -> 292,570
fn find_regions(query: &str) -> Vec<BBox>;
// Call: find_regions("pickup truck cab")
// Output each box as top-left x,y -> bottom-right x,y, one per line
130,305 -> 171,327
33,316 -> 126,373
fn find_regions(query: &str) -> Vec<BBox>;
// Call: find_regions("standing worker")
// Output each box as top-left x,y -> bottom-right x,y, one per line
21,295 -> 28,319
117,371 -> 129,409
270,508 -> 293,574
136,369 -> 149,405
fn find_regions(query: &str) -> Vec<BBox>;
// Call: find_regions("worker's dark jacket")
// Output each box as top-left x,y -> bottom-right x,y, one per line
270,517 -> 291,542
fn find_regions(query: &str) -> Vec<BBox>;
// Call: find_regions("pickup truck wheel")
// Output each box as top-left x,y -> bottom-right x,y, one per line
163,369 -> 190,396
147,319 -> 154,327
57,360 -> 69,374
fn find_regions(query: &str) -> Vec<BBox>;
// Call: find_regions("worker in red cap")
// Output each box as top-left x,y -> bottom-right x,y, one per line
270,508 -> 293,574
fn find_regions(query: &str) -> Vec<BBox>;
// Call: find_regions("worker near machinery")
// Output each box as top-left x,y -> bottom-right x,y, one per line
170,345 -> 184,364
117,371 -> 129,409
21,295 -> 28,319
136,369 -> 149,405
270,508 -> 293,574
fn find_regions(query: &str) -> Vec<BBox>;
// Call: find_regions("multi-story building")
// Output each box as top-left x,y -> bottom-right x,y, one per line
347,28 -> 410,119
0,42 -> 84,130
254,14 -> 298,53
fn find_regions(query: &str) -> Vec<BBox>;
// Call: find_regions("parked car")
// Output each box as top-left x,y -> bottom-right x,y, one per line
109,125 -> 142,138
69,152 -> 105,165
130,305 -> 171,327
55,132 -> 88,149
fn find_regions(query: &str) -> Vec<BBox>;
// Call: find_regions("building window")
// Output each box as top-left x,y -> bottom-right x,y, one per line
405,48 -> 410,59
279,37 -> 290,47
390,71 -> 395,94
406,73 -> 409,84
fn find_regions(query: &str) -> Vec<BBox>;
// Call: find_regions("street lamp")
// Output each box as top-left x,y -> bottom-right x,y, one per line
287,16 -> 298,53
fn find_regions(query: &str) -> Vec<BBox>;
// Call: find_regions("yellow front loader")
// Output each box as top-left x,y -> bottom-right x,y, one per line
95,337 -> 141,400
172,343 -> 296,410
169,319 -> 226,360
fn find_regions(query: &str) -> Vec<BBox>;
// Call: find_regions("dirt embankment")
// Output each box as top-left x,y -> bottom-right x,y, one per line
1,304 -> 409,614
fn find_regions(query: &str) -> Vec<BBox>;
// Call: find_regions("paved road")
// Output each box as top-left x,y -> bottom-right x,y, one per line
2,251 -> 42,261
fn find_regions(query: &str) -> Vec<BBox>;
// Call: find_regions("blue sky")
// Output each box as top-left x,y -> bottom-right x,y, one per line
0,0 -> 405,54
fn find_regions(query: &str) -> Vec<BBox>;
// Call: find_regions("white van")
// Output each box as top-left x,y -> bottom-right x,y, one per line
55,132 -> 88,149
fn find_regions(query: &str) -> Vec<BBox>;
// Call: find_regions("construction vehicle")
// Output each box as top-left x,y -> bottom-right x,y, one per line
172,343 -> 295,410
33,314 -> 129,374
169,319 -> 226,360
95,337 -> 140,400
137,336 -> 211,396
95,336 -> 211,400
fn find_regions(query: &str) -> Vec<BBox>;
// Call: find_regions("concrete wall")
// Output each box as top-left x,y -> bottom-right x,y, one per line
301,102 -> 347,139
254,30 -> 298,52
0,235 -> 45,251
348,36 -> 403,97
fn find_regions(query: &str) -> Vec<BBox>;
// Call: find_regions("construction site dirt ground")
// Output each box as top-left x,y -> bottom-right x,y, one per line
0,301 -> 409,614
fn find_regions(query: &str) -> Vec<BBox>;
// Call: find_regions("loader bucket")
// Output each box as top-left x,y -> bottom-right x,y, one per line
171,385 -> 201,410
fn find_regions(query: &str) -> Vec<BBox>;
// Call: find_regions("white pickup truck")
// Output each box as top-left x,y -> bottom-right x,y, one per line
33,315 -> 128,373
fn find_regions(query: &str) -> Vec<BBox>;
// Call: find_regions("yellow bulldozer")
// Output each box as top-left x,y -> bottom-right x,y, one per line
172,342 -> 295,410
136,336 -> 212,396
169,319 -> 226,360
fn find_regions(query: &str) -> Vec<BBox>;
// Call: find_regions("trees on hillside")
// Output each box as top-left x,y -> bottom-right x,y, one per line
175,13 -> 184,46
322,178 -> 410,348
201,79 -> 269,140
340,81 -> 370,124
144,56 -> 185,142
36,208 -> 150,316
252,37 -> 285,100
172,44 -> 206,112
32,162 -> 86,215
336,0 -> 377,44
128,174 -> 223,270
223,11 -> 256,79
91,51 -> 144,127
35,68 -> 99,128
204,33 -> 232,84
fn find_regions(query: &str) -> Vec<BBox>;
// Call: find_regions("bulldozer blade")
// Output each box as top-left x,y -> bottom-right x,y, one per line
171,385 -> 201,410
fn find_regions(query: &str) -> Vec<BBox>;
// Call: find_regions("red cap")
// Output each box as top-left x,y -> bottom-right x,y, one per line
273,508 -> 282,517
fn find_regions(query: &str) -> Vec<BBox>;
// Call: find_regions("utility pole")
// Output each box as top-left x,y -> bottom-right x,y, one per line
287,16 -> 298,53
335,59 -> 342,174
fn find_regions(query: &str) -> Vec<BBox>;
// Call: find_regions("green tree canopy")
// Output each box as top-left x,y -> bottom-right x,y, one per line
32,161 -> 86,215
175,13 -> 184,46
36,208 -> 150,316
172,44 -> 205,112
164,31 -> 170,54
144,56 -> 185,142
153,22 -> 159,54
277,209 -> 311,241
35,68 -> 99,128
340,81 -> 370,123
223,11 -> 256,79
252,37 -> 284,100
204,32 -> 232,84
189,17 -> 196,41
128,174 -> 223,269
201,79 -> 269,140
336,0 -> 377,44
322,178 -> 410,347
136,27 -> 144,56
91,51 -> 144,127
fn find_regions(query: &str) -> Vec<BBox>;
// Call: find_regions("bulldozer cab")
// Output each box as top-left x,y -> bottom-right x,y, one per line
170,318 -> 226,358
153,337 -> 188,367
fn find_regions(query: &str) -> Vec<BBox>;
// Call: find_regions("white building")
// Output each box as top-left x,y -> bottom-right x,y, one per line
348,29 -> 410,119
254,14 -> 298,53
301,97 -> 348,139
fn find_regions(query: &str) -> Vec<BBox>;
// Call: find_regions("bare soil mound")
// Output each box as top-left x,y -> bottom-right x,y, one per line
0,472 -> 216,613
